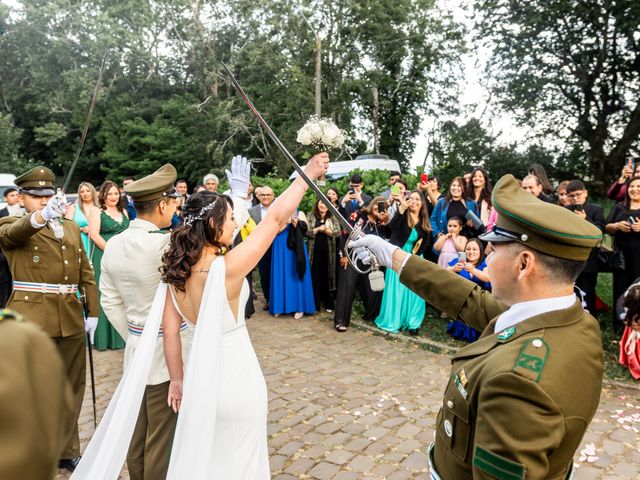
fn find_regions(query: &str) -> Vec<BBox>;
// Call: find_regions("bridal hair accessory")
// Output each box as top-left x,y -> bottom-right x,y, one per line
296,115 -> 347,159
184,198 -> 220,226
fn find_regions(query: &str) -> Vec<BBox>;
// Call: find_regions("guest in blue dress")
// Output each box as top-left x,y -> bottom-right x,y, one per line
64,181 -> 99,260
375,191 -> 432,335
269,211 -> 315,318
446,238 -> 491,342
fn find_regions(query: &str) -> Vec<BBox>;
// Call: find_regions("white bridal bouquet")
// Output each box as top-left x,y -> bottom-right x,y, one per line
296,115 -> 347,159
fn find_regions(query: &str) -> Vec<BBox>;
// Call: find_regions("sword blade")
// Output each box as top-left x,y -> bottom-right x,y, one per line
221,62 -> 353,234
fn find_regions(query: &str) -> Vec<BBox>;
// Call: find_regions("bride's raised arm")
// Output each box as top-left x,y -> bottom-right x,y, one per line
225,153 -> 328,283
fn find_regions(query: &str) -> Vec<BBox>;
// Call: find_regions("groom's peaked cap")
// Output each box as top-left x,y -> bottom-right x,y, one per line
125,164 -> 180,202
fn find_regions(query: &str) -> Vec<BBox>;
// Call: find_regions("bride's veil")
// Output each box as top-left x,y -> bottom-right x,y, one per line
72,257 -> 227,479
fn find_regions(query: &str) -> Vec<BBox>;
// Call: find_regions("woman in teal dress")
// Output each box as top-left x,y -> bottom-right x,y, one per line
88,181 -> 130,350
375,190 -> 432,335
65,182 -> 99,259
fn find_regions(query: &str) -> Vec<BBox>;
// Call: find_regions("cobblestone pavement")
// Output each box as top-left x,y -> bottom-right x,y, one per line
57,311 -> 640,479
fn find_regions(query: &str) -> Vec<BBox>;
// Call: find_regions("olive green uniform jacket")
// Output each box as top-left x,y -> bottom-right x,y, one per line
400,255 -> 603,480
0,213 -> 99,336
0,311 -> 74,480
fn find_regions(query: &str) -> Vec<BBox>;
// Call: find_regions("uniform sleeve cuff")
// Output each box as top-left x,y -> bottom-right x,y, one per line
397,253 -> 412,275
30,212 -> 47,228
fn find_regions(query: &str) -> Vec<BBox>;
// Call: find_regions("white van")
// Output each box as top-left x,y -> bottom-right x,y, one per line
290,154 -> 401,180
0,174 -> 17,209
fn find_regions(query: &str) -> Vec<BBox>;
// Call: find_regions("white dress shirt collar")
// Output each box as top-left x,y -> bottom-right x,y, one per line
494,294 -> 577,333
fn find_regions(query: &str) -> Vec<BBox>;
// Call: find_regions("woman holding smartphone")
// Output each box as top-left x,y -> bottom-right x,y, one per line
606,176 -> 640,331
375,190 -> 432,335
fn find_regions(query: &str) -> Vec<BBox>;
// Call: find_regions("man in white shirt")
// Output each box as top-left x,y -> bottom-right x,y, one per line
350,174 -> 604,480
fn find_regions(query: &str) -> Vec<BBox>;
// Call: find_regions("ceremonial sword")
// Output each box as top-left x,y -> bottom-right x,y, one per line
221,63 -> 384,290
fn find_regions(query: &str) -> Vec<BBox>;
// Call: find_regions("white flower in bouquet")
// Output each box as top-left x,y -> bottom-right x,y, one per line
296,115 -> 347,158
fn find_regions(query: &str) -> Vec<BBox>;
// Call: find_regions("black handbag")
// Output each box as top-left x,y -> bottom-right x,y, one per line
597,247 -> 625,272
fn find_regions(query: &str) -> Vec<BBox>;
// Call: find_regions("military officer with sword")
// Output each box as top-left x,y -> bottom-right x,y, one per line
0,166 -> 99,472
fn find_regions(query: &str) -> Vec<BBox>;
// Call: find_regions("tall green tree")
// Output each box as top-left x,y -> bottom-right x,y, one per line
475,0 -> 640,184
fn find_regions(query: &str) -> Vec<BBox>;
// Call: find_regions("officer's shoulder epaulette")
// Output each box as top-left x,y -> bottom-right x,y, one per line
512,336 -> 549,383
0,309 -> 24,323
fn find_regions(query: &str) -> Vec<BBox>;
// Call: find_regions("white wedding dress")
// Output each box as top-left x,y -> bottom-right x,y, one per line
72,257 -> 270,480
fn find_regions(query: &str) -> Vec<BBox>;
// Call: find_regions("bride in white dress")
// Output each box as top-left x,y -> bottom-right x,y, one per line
71,153 -> 328,480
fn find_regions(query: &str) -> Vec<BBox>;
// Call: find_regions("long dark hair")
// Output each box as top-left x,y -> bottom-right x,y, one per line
161,191 -> 233,292
312,199 -> 332,220
445,176 -> 467,203
408,190 -> 431,232
465,238 -> 485,266
624,176 -> 640,209
99,181 -> 125,212
467,167 -> 492,208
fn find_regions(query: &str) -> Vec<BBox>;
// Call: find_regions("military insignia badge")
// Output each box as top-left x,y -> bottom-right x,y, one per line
459,368 -> 468,387
497,326 -> 515,341
33,255 -> 40,263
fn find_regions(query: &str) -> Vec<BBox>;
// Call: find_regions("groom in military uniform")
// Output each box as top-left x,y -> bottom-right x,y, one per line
0,166 -> 99,472
351,175 -> 604,480
99,164 -> 187,480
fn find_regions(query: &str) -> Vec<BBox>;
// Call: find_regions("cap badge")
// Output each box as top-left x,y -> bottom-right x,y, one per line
520,234 -> 528,241
497,326 -> 515,341
33,255 -> 40,263
38,181 -> 45,186
39,169 -> 44,173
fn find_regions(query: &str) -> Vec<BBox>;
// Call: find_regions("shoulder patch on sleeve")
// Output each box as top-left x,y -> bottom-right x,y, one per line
512,337 -> 549,383
473,445 -> 525,480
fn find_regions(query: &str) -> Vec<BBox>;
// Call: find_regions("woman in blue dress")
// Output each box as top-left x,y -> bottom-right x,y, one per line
269,210 -> 315,318
64,182 -> 99,259
375,190 -> 432,335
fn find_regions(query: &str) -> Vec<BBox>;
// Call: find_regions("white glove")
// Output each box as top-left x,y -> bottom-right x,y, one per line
348,235 -> 399,269
41,194 -> 66,221
85,316 -> 98,344
225,155 -> 251,198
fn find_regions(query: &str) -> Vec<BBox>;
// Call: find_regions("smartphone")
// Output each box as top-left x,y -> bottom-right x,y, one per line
377,201 -> 386,213
420,173 -> 428,184
348,187 -> 355,195
390,184 -> 400,195
628,216 -> 637,224
457,252 -> 466,263
574,204 -> 584,212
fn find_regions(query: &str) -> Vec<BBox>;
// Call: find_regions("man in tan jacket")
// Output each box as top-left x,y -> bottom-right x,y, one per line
351,174 -> 604,480
99,164 -> 189,480
0,166 -> 98,472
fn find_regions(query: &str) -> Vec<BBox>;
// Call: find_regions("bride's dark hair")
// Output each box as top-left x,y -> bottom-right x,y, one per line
161,191 -> 233,292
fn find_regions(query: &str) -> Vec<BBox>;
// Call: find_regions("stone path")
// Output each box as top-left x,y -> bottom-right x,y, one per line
57,311 -> 640,479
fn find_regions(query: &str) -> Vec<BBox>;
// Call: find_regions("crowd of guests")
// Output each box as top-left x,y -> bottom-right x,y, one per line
2,159 -> 639,379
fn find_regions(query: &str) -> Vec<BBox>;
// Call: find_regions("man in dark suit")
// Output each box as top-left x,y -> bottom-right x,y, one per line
334,174 -> 373,330
565,179 -> 605,315
248,186 -> 275,309
0,187 -> 23,218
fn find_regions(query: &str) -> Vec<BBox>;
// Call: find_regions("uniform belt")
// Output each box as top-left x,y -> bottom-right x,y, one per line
128,320 -> 189,337
13,281 -> 79,295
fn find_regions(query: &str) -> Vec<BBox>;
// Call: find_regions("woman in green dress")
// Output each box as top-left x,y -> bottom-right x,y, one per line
375,191 -> 432,335
88,181 -> 130,350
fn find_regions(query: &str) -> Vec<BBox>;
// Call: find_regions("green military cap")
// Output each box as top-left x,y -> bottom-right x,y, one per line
15,166 -> 56,197
124,164 -> 180,201
479,174 -> 602,261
